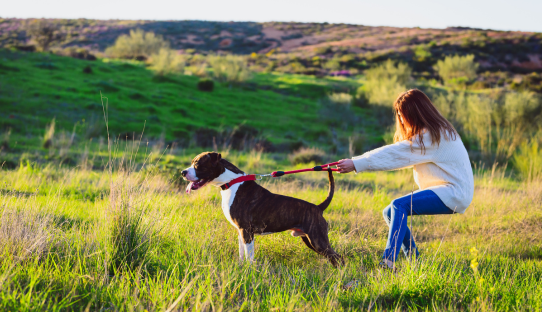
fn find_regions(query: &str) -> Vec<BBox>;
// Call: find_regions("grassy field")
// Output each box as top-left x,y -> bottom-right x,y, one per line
0,144 -> 541,311
1,47 -> 542,310
0,49 -> 376,145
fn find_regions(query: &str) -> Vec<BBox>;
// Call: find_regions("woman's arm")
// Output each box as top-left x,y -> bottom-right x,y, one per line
340,133 -> 438,173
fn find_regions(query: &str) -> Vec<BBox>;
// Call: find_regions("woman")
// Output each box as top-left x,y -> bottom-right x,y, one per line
336,89 -> 474,270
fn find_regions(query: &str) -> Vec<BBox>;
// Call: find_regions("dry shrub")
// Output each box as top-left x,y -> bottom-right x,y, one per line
434,54 -> 479,87
327,93 -> 353,106
148,48 -> 185,76
208,55 -> 252,84
361,60 -> 411,107
0,194 -> 60,260
513,136 -> 542,181
289,147 -> 326,165
106,29 -> 169,59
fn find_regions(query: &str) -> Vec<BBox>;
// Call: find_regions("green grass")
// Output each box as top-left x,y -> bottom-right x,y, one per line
0,49 -> 376,147
0,151 -> 541,311
1,48 -> 542,311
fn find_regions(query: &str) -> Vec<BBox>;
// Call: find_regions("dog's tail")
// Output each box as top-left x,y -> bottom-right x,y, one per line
317,168 -> 335,212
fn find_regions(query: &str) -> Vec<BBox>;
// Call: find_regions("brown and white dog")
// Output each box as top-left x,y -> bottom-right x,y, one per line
182,151 -> 344,267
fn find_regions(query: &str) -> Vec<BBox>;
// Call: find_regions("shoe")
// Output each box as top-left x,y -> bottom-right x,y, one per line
379,260 -> 397,273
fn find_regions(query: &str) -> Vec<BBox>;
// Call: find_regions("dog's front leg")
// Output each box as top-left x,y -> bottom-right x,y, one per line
244,240 -> 255,261
238,234 -> 245,261
238,229 -> 255,262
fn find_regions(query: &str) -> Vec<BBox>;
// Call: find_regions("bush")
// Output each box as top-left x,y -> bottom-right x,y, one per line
82,65 -> 93,74
503,91 -> 540,125
208,55 -> 252,84
362,59 -> 412,106
434,54 -> 479,87
513,137 -> 542,181
327,93 -> 353,106
25,19 -> 61,51
106,29 -> 169,59
432,90 -> 541,163
148,48 -> 185,76
197,79 -> 214,92
289,147 -> 325,165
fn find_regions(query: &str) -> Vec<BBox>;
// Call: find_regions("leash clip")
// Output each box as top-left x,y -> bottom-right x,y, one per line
255,174 -> 271,180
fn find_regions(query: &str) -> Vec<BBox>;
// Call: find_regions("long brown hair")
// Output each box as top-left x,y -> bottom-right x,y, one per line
393,89 -> 457,153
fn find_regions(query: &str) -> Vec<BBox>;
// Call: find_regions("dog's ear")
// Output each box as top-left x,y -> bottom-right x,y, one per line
209,152 -> 222,166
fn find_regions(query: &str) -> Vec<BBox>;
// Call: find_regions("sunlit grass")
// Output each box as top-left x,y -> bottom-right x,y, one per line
0,154 -> 540,310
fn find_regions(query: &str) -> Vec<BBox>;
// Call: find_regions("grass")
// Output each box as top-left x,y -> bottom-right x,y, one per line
1,47 -> 542,310
0,148 -> 541,310
0,49 -> 371,147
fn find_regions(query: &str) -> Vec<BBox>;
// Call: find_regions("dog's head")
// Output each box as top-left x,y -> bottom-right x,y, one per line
181,152 -> 224,193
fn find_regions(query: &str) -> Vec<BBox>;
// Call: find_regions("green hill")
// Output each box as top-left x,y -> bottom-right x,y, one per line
0,49 -> 382,155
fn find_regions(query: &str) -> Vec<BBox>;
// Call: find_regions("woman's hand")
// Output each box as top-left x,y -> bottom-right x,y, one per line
336,159 -> 355,173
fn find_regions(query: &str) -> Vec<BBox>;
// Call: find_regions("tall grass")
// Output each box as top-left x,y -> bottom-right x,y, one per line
433,90 -> 541,163
0,156 -> 541,310
42,118 -> 55,149
513,136 -> 542,181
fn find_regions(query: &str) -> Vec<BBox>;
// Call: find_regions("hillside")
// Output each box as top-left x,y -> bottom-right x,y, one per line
0,49 -> 384,157
1,19 -> 541,81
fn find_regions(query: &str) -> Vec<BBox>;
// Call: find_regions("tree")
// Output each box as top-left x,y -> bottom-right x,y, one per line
26,19 -> 61,52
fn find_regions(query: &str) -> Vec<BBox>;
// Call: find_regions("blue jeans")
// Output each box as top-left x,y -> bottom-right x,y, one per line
382,190 -> 454,262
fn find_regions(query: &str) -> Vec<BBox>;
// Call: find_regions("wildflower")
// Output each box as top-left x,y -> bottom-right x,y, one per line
470,246 -> 479,273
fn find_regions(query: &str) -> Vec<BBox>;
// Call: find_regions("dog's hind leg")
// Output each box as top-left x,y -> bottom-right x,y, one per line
301,236 -> 316,252
305,224 -> 344,267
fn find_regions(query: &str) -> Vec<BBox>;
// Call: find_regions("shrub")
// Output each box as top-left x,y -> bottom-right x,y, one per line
197,79 -> 214,92
327,93 -> 353,106
82,65 -> 93,74
208,55 -> 252,84
503,91 -> 540,125
513,137 -> 542,181
148,48 -> 185,76
289,147 -> 325,165
348,133 -> 366,157
106,29 -> 169,59
25,19 -> 61,51
434,54 -> 479,87
362,59 -> 412,106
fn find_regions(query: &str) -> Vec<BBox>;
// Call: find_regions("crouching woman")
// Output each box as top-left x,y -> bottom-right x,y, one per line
337,89 -> 474,270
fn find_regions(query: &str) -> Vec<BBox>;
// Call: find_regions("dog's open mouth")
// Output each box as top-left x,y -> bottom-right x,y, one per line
186,179 -> 208,194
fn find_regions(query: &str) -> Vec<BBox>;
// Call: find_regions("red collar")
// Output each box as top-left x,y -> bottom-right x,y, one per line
220,174 -> 256,190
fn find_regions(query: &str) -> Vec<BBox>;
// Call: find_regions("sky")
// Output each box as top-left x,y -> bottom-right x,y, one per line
3,0 -> 541,33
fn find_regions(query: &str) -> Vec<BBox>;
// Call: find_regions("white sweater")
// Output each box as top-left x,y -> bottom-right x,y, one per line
352,131 -> 474,213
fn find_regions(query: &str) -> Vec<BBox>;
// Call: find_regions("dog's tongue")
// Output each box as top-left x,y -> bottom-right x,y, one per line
186,182 -> 194,194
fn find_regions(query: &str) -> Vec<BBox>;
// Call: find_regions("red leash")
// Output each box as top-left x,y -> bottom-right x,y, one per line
220,162 -> 340,190
270,161 -> 340,177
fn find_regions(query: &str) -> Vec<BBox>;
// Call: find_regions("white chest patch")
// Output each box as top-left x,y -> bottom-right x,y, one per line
220,182 -> 242,229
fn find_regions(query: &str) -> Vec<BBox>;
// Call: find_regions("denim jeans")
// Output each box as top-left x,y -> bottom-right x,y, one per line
382,190 -> 454,262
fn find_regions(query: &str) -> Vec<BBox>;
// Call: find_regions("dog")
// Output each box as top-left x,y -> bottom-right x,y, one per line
182,151 -> 344,267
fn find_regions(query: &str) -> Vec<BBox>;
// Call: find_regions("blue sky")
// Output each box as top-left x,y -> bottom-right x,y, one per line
3,0 -> 541,32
